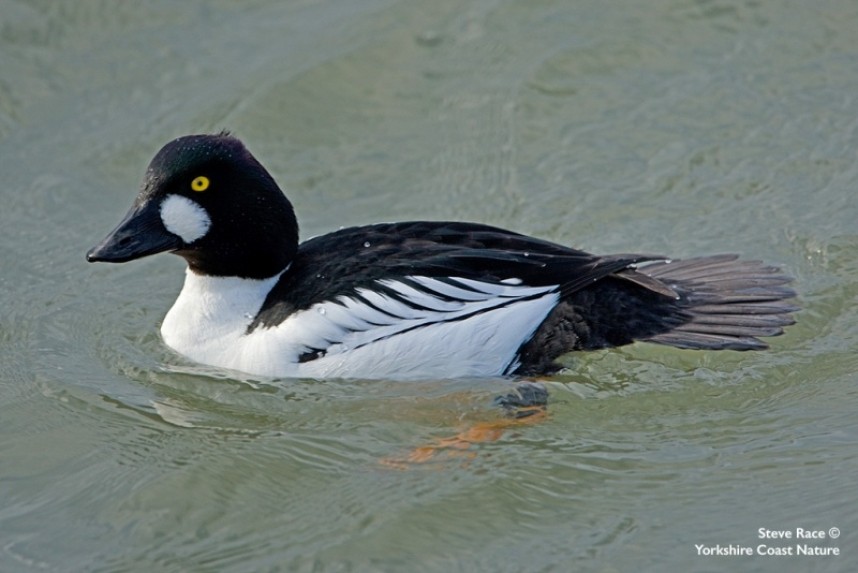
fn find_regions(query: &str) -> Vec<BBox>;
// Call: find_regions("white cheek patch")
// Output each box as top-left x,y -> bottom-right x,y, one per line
160,194 -> 211,243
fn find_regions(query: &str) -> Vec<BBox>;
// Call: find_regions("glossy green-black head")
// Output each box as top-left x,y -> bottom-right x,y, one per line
87,133 -> 299,279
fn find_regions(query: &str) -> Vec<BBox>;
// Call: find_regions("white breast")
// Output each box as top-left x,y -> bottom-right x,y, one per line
160,270 -> 282,367
161,272 -> 559,379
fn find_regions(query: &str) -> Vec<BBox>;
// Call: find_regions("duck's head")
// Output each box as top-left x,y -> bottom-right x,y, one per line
87,133 -> 298,279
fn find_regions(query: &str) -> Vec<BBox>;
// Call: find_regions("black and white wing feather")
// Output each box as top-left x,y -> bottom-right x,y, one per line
287,275 -> 559,370
244,221 -> 661,377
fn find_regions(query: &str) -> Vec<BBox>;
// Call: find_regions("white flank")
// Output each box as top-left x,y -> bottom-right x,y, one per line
160,195 -> 211,243
161,272 -> 560,380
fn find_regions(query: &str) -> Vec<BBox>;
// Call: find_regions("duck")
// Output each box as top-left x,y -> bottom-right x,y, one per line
87,133 -> 797,380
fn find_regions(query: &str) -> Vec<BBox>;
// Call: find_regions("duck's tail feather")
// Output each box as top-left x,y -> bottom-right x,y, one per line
637,254 -> 797,350
513,254 -> 797,375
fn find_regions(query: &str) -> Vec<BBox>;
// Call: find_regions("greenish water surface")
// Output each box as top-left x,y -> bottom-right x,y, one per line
1,1 -> 857,571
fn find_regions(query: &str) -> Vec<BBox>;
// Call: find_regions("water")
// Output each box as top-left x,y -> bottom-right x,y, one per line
2,1 -> 857,571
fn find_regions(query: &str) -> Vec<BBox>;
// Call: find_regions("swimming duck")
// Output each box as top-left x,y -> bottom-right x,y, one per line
87,133 -> 796,379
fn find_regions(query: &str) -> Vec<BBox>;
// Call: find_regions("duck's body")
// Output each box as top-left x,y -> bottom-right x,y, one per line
88,134 -> 796,380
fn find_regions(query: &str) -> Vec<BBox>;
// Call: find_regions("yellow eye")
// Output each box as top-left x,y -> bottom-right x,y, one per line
190,176 -> 210,192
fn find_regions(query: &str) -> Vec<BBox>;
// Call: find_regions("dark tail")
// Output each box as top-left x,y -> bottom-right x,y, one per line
513,254 -> 797,375
635,254 -> 797,350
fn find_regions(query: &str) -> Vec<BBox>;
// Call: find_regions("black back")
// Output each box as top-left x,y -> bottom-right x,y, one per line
249,221 -> 657,331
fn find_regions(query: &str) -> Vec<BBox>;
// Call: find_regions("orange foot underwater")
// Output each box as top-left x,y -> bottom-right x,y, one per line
382,382 -> 549,468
